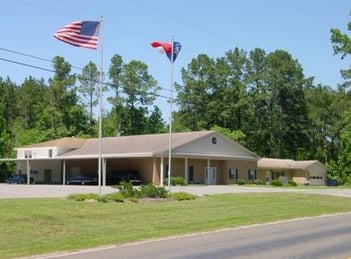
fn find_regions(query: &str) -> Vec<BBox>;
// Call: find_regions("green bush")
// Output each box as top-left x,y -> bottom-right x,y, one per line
271,179 -> 283,186
237,179 -> 245,185
97,196 -> 109,203
175,176 -> 186,185
170,192 -> 196,201
118,181 -> 140,198
140,184 -> 168,198
164,176 -> 186,186
288,180 -> 297,186
103,192 -> 125,202
254,179 -> 263,185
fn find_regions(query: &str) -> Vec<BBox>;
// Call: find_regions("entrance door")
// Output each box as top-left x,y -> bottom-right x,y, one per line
204,167 -> 217,185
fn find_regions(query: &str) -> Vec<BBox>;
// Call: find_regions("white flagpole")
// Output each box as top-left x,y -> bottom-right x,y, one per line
98,16 -> 104,196
168,36 -> 175,192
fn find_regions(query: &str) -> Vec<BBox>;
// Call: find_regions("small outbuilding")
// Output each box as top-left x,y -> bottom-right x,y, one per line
257,158 -> 326,186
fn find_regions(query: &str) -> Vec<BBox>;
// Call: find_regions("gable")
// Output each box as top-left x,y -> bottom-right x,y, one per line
172,132 -> 258,160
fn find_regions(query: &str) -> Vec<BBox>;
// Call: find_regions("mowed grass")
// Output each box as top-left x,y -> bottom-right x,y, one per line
1,193 -> 351,258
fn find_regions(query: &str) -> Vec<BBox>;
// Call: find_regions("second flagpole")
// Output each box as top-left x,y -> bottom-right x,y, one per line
167,36 -> 175,192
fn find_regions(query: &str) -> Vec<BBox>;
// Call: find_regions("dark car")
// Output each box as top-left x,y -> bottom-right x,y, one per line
326,179 -> 339,186
107,170 -> 142,185
66,175 -> 97,185
6,174 -> 34,184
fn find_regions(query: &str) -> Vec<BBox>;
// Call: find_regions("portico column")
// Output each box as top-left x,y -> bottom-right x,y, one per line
62,160 -> 66,185
26,159 -> 31,185
184,158 -> 188,184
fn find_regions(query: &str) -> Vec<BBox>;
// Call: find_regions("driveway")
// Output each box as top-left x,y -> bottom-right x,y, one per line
1,183 -> 351,198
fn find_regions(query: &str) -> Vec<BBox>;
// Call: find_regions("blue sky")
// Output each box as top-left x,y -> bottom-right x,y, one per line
0,0 -> 350,120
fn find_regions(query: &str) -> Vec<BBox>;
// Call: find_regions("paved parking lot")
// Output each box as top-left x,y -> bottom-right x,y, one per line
1,183 -> 351,199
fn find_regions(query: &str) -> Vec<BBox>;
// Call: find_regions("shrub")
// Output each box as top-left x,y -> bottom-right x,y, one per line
237,179 -> 245,185
97,196 -> 109,203
118,181 -> 141,198
174,176 -> 186,185
254,179 -> 263,185
164,176 -> 186,186
170,192 -> 196,201
103,192 -> 125,202
271,179 -> 283,186
140,184 -> 168,198
288,180 -> 297,186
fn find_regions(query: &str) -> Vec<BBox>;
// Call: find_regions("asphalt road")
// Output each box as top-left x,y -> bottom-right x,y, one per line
36,212 -> 351,259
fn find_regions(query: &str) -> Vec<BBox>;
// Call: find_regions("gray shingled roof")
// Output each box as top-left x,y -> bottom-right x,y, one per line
59,131 -> 216,158
16,137 -> 86,149
258,158 -> 323,170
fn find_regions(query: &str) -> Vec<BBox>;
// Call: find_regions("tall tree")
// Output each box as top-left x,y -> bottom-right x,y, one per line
265,50 -> 310,158
108,54 -> 124,135
176,54 -> 215,130
46,56 -> 89,138
0,77 -> 17,157
147,106 -> 165,134
78,61 -> 100,128
120,60 -> 160,135
330,14 -> 351,87
245,48 -> 271,155
221,47 -> 249,130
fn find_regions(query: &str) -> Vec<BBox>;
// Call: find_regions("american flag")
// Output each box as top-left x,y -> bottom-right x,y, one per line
54,21 -> 100,50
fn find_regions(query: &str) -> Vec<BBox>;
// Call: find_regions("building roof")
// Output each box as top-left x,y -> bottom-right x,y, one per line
258,158 -> 295,170
291,160 -> 325,170
14,131 -> 259,160
15,137 -> 86,149
258,158 -> 324,170
60,131 -> 216,158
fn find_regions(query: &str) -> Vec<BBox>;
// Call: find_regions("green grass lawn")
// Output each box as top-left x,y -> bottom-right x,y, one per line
1,192 -> 351,258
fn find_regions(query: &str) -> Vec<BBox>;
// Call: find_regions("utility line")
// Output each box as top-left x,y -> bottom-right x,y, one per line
0,55 -> 175,101
0,47 -> 82,70
0,57 -> 55,73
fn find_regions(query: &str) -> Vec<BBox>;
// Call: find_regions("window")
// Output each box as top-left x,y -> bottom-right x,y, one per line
229,168 -> 238,180
24,150 -> 32,158
248,169 -> 256,180
48,149 -> 53,158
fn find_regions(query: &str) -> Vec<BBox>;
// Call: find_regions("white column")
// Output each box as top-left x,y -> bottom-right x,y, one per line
26,159 -> 31,185
62,160 -> 66,185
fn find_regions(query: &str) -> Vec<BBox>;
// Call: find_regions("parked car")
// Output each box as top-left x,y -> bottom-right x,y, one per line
66,175 -> 97,185
106,170 -> 142,185
326,179 -> 338,186
6,174 -> 34,184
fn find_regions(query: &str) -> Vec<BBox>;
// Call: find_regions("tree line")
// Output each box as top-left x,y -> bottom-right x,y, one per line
0,15 -> 350,183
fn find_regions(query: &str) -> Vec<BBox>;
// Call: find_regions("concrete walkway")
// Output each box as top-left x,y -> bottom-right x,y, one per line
1,183 -> 351,199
